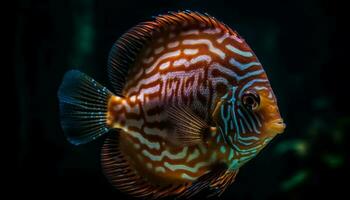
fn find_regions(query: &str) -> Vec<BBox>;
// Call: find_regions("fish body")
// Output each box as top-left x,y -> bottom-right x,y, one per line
58,11 -> 285,199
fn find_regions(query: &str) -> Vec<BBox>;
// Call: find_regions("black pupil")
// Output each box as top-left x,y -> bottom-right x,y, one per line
246,96 -> 255,106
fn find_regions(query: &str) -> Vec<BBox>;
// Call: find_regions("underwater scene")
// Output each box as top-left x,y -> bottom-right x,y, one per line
12,0 -> 342,199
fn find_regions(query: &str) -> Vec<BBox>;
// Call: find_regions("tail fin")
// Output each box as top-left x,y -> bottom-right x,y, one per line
58,70 -> 113,145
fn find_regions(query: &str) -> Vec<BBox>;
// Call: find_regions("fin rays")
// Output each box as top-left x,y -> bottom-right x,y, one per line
58,70 -> 112,145
101,132 -> 189,199
167,106 -> 209,146
107,10 -> 240,95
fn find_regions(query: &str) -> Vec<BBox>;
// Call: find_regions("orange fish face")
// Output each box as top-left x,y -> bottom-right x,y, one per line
215,77 -> 285,169
256,87 -> 286,137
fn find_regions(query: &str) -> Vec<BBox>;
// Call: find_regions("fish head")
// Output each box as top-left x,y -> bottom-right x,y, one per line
215,79 -> 285,168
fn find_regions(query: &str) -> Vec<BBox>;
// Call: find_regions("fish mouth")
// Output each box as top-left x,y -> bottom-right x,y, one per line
267,119 -> 286,135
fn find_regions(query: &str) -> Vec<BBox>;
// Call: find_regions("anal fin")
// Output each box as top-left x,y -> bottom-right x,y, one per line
178,164 -> 238,199
167,106 -> 211,146
101,131 -> 188,199
208,169 -> 239,197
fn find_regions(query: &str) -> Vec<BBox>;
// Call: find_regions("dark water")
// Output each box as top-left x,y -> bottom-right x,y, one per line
11,0 -> 343,199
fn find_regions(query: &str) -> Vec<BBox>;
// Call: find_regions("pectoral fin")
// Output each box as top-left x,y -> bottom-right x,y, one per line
167,106 -> 210,146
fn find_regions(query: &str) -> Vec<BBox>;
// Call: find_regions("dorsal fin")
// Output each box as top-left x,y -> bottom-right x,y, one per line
107,10 -> 241,95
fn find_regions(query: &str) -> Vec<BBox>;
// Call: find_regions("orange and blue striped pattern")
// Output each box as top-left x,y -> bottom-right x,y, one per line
104,11 -> 273,196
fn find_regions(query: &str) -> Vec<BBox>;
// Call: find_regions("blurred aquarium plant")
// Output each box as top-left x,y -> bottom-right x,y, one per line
70,0 -> 95,68
274,103 -> 346,193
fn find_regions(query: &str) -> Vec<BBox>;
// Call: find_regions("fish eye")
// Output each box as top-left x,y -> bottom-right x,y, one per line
242,90 -> 260,110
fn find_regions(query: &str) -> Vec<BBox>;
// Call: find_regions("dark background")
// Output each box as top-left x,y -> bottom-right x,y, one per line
11,0 -> 344,199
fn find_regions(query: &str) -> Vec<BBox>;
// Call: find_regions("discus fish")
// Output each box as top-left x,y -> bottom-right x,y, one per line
58,11 -> 286,199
